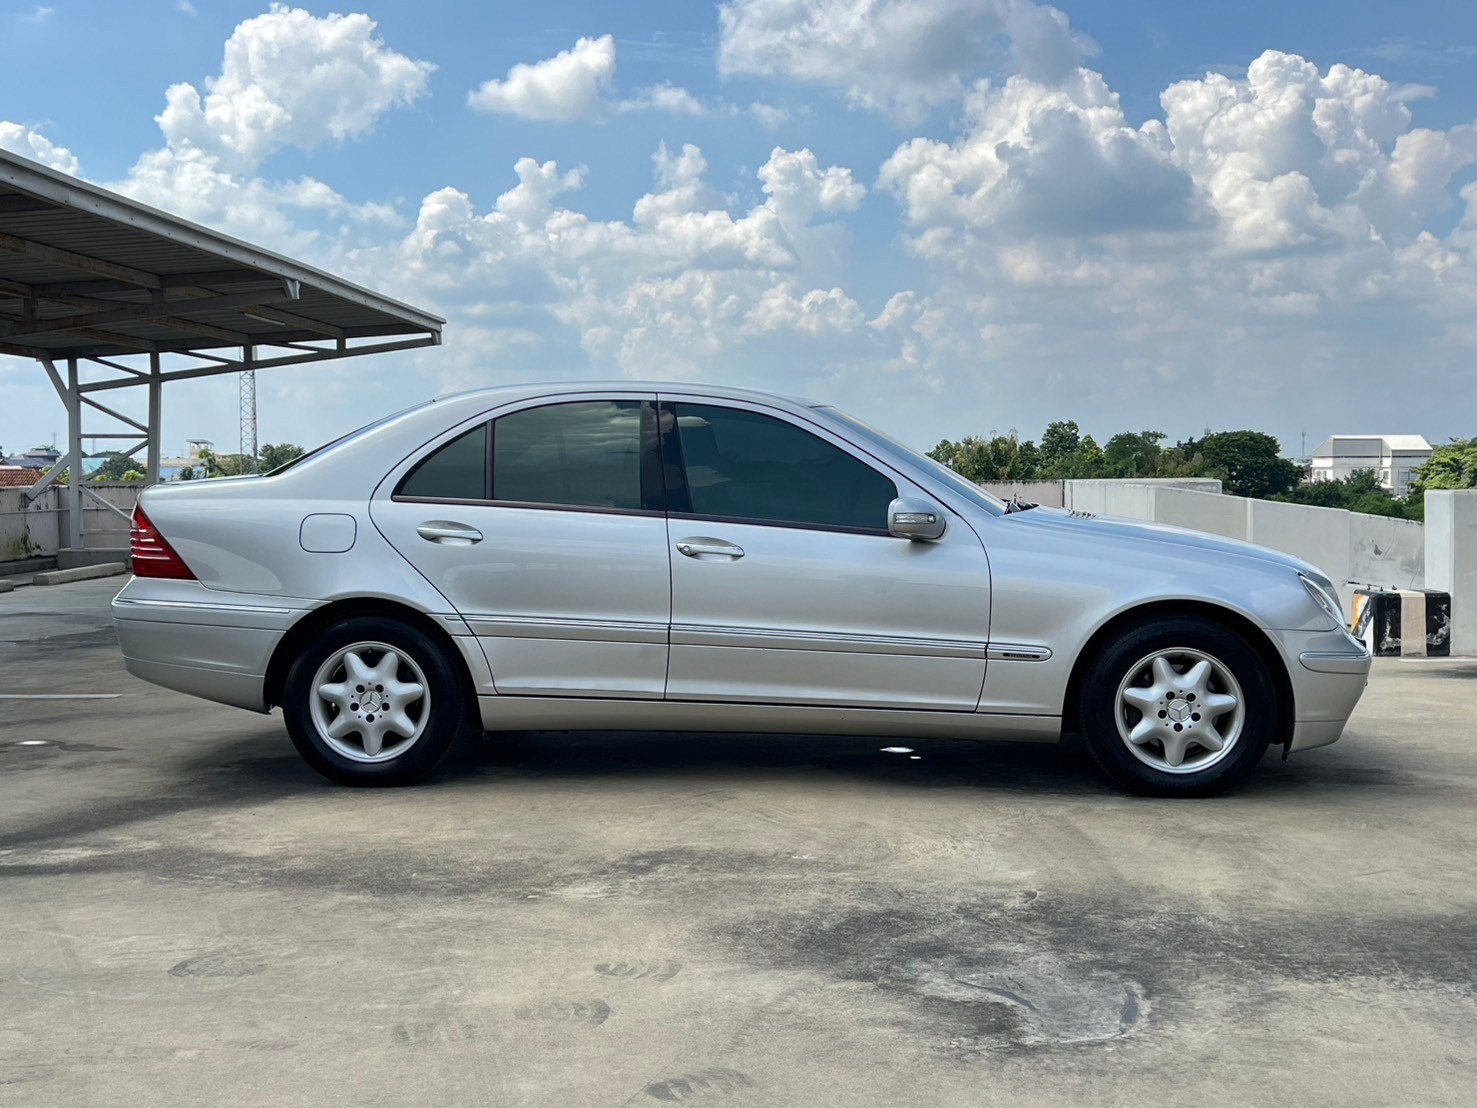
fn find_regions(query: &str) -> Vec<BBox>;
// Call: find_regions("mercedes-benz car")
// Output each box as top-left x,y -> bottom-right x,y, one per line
112,383 -> 1370,795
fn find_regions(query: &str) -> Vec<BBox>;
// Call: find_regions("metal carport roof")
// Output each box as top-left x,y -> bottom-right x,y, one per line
0,148 -> 443,549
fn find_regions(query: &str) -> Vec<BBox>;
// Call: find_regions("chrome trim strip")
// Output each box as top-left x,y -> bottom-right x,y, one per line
1299,650 -> 1372,675
670,623 -> 987,659
461,617 -> 1049,662
478,694 -> 1060,743
986,643 -> 1053,661
466,614 -> 668,645
112,597 -> 296,616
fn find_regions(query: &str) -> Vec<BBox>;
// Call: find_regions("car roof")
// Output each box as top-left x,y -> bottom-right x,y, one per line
432,380 -> 820,409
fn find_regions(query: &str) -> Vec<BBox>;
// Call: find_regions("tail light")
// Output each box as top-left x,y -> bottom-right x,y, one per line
130,505 -> 196,580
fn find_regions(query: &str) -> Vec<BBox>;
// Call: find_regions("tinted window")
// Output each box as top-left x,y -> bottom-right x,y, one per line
672,404 -> 896,530
493,401 -> 643,510
398,424 -> 487,500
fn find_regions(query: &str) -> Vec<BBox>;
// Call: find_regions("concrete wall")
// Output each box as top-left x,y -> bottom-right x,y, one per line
1148,487 -> 1247,541
985,478 -> 1223,511
0,483 -> 140,561
1349,513 -> 1426,595
1425,491 -> 1477,655
1052,480 -> 1425,613
59,484 -> 138,550
980,481 -> 1068,508
0,487 -> 58,561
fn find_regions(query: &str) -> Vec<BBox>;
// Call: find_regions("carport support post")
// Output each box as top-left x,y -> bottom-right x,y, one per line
145,352 -> 162,486
66,357 -> 83,550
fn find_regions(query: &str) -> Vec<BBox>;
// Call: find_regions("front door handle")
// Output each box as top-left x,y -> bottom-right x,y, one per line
676,537 -> 744,559
417,521 -> 483,545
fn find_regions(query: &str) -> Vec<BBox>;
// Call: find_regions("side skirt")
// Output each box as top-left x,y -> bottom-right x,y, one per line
477,695 -> 1061,742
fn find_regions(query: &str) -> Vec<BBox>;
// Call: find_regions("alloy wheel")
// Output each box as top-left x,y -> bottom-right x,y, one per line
1114,648 -> 1245,774
308,641 -> 430,763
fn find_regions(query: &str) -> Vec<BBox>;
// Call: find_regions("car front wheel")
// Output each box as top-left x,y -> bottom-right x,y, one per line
282,615 -> 467,786
1077,617 -> 1276,797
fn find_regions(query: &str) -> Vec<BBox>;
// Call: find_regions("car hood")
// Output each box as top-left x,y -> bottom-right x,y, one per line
1002,505 -> 1330,583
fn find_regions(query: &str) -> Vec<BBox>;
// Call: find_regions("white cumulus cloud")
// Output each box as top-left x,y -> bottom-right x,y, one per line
871,48 -> 1477,434
0,122 -> 80,175
158,3 -> 433,171
469,34 -> 768,125
718,0 -> 1090,120
468,34 -> 618,122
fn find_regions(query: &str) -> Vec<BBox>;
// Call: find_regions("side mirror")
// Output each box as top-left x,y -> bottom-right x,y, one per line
888,496 -> 947,541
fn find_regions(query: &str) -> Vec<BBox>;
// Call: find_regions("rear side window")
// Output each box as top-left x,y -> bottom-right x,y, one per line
397,424 -> 487,500
492,401 -> 644,510
670,404 -> 897,531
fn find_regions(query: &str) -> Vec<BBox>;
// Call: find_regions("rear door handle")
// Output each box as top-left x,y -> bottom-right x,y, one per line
417,521 -> 483,545
676,537 -> 744,559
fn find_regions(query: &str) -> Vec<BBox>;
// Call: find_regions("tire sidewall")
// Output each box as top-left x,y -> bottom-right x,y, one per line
1079,617 -> 1275,797
283,616 -> 465,786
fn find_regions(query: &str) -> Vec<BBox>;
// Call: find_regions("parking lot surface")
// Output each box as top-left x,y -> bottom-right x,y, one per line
1,578 -> 1475,1106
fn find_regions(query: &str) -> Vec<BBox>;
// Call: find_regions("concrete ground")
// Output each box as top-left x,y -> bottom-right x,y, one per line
1,579 -> 1474,1107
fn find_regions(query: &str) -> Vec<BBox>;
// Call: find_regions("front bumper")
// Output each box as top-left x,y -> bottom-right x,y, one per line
112,578 -> 309,712
1275,626 -> 1372,753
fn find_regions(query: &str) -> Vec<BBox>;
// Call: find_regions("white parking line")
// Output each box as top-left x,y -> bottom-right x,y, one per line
0,694 -> 123,700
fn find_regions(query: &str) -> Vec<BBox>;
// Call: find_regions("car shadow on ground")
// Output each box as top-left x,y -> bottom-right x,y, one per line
0,724 -> 1435,855
202,722 -> 1430,803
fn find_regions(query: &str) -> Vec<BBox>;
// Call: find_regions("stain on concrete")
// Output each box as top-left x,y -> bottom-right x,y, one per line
514,998 -> 613,1026
718,887 -> 1477,1052
594,960 -> 683,982
169,952 -> 267,978
644,1068 -> 753,1101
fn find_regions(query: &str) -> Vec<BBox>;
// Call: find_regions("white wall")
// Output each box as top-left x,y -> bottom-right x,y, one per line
1148,487 -> 1247,541
1425,491 -> 1477,655
0,487 -> 57,561
0,483 -> 140,562
1349,513 -> 1425,594
980,481 -> 1068,508
1055,480 -> 1425,615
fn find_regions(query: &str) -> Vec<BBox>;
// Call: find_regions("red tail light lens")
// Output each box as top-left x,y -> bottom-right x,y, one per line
130,505 -> 195,580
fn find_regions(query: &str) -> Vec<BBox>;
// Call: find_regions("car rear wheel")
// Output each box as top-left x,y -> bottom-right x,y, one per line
1077,617 -> 1275,797
282,615 -> 467,786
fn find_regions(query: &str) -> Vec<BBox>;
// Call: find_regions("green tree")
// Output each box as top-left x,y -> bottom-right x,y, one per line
1102,431 -> 1167,477
1199,430 -> 1303,498
1412,437 -> 1477,492
928,433 -> 1040,482
194,449 -> 255,477
196,448 -> 227,478
1033,420 -> 1092,478
90,452 -> 146,481
177,465 -> 197,481
1276,470 -> 1417,519
258,442 -> 306,472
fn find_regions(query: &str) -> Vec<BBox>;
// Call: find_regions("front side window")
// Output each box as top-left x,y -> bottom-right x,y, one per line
492,400 -> 644,510
670,403 -> 896,531
397,423 -> 487,500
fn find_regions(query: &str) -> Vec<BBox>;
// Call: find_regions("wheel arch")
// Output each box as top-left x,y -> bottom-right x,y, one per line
265,597 -> 479,720
1060,599 -> 1294,748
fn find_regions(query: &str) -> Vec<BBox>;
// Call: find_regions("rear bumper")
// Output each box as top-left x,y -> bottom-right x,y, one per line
122,655 -> 269,713
112,578 -> 306,713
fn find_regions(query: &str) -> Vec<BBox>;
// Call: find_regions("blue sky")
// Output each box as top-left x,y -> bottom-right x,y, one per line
3,0 -> 1476,460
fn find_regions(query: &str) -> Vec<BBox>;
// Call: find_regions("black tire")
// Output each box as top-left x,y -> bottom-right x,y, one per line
282,615 -> 469,786
1077,617 -> 1276,797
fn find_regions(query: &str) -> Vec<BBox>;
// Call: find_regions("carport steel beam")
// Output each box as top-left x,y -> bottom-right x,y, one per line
0,149 -> 443,549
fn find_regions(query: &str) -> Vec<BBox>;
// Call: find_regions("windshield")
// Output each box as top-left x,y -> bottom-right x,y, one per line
817,406 -> 1006,517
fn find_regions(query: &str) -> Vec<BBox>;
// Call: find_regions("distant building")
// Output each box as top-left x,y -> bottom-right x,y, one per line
3,446 -> 59,470
0,466 -> 37,488
1309,435 -> 1432,497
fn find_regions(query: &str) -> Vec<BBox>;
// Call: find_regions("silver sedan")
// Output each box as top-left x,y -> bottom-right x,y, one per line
113,383 -> 1370,794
